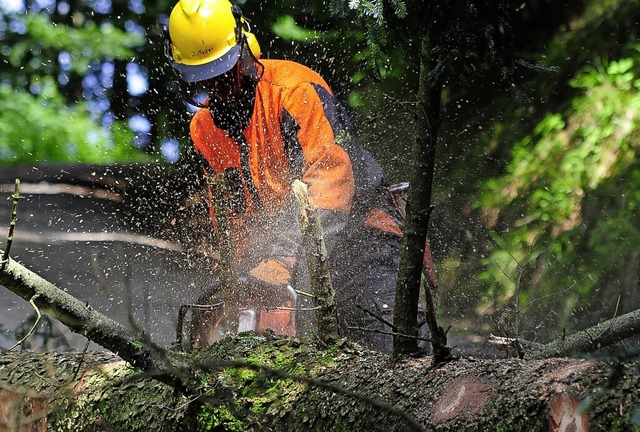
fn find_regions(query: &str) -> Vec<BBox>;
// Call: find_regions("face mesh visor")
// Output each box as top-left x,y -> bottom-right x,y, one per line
180,64 -> 243,108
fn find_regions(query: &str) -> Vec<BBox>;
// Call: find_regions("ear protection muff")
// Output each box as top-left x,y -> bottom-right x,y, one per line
231,4 -> 261,58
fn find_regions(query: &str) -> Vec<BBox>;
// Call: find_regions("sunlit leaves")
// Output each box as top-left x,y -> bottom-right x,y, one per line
0,7 -> 156,164
478,50 -> 640,316
271,15 -> 322,42
7,13 -> 144,76
0,78 -> 148,166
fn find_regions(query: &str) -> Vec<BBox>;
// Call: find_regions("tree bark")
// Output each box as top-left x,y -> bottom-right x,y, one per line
1,339 -> 638,432
393,34 -> 448,359
527,308 -> 640,360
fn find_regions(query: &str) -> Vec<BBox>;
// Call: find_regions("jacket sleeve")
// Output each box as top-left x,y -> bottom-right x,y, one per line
283,82 -> 355,214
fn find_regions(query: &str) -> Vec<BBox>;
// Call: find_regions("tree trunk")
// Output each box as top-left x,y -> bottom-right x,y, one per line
1,338 -> 638,432
393,34 -> 446,358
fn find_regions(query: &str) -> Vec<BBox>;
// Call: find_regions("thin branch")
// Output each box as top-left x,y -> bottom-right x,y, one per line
348,326 -> 433,343
271,306 -> 322,312
71,337 -> 92,381
355,303 -> 397,331
517,281 -> 581,314
13,231 -> 184,252
294,289 -> 316,298
382,92 -> 419,117
1,179 -> 20,268
9,294 -> 41,350
488,334 -> 544,350
490,257 -> 515,285
613,295 -> 621,318
514,257 -> 523,337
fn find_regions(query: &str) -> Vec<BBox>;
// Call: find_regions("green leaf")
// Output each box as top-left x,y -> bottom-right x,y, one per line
271,15 -> 322,42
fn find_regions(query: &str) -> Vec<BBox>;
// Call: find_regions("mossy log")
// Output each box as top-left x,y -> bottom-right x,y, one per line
1,334 -> 639,432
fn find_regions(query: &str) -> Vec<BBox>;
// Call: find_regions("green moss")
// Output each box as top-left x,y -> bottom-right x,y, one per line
189,333 -> 354,430
197,404 -> 246,432
215,337 -> 310,418
131,340 -> 144,350
314,344 -> 340,368
46,361 -> 186,431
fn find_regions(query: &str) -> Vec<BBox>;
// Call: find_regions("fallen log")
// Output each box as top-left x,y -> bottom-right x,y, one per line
1,334 -> 639,432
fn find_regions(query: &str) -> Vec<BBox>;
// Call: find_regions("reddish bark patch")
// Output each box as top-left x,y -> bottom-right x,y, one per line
430,375 -> 493,424
549,392 -> 590,432
0,389 -> 48,432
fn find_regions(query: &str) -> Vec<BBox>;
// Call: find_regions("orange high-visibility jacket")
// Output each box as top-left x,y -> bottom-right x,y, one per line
190,59 -> 396,267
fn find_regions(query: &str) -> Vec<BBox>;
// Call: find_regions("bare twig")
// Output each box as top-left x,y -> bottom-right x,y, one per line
421,274 -> 451,362
15,231 -> 184,252
272,306 -> 322,312
348,326 -> 434,343
294,289 -> 316,298
382,93 -> 419,117
488,334 -> 544,350
9,294 -> 41,350
517,281 -> 580,314
355,304 -> 397,331
613,295 -> 621,318
71,337 -> 92,381
1,179 -> 20,269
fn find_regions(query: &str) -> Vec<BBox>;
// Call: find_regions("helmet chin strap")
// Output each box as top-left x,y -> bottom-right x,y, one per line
231,4 -> 243,36
231,4 -> 263,81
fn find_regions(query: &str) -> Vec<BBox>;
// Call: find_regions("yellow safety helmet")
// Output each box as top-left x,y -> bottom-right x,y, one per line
167,0 -> 261,83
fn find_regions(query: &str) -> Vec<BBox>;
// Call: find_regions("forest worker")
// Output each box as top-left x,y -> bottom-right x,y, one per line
164,0 -> 410,352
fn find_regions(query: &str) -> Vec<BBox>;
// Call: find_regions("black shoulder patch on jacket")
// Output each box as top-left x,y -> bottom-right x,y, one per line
282,108 -> 304,179
310,83 -> 386,212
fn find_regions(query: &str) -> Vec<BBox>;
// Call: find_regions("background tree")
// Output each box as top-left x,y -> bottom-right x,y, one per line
332,0 -> 518,357
0,4 -> 148,165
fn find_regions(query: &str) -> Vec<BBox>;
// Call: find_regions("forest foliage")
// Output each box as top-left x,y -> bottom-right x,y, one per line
0,0 -> 639,345
478,48 -> 640,330
0,10 -> 148,165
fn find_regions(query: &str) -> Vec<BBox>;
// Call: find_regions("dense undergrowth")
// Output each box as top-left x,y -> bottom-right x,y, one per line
436,0 -> 640,343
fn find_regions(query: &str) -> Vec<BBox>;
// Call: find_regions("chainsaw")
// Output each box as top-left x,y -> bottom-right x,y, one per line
176,279 -> 297,349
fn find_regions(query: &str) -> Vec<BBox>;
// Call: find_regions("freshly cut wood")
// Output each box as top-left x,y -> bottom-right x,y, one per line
292,179 -> 339,342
